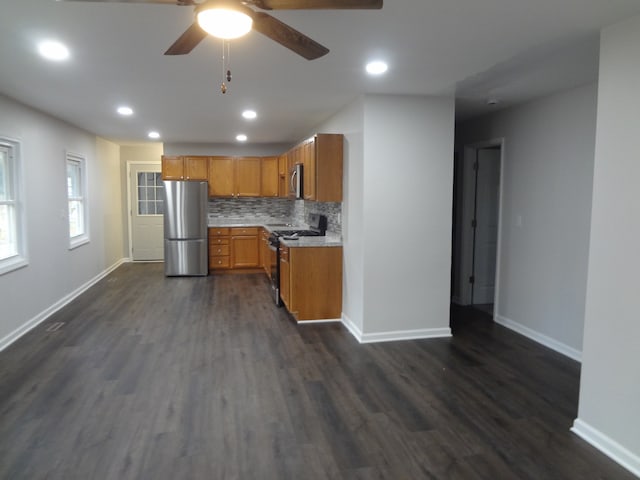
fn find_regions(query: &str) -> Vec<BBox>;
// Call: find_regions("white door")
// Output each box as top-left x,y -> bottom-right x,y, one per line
472,147 -> 501,304
129,163 -> 164,261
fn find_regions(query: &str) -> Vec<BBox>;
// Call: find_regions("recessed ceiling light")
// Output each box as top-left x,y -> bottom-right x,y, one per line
365,60 -> 388,75
117,106 -> 134,116
242,110 -> 257,120
236,134 -> 247,142
148,131 -> 160,139
38,40 -> 70,61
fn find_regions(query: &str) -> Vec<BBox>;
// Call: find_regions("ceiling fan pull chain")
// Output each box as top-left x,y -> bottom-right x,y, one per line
220,39 -> 227,94
226,41 -> 232,83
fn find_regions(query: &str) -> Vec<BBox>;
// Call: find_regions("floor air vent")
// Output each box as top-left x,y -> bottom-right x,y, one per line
46,322 -> 65,332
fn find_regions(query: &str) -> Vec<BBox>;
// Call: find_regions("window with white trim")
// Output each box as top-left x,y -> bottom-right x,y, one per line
0,137 -> 27,275
66,152 -> 89,248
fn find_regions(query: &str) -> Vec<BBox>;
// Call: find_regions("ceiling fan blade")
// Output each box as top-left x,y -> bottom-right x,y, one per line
252,12 -> 329,60
164,23 -> 208,55
248,0 -> 382,10
55,0 -> 195,4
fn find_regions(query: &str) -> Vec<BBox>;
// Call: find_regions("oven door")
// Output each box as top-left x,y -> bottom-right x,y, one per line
269,242 -> 281,306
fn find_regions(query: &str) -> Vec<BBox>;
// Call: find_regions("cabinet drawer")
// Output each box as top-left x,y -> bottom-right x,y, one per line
210,244 -> 229,256
230,227 -> 258,236
209,237 -> 229,245
209,227 -> 230,237
210,256 -> 230,268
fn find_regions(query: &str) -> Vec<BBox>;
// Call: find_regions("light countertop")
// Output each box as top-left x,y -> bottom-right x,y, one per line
278,234 -> 343,248
207,216 -> 343,247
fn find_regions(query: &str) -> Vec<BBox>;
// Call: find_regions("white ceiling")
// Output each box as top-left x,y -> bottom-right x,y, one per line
1,0 -> 640,145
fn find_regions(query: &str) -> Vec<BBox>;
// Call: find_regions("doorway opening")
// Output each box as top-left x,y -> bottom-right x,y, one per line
451,140 -> 504,321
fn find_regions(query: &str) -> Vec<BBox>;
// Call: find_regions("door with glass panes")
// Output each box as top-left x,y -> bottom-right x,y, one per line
129,163 -> 163,261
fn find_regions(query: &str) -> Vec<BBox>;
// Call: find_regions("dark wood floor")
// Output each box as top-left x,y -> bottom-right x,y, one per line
0,263 -> 633,479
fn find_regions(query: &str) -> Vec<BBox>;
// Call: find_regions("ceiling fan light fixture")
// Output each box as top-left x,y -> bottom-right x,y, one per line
197,3 -> 254,40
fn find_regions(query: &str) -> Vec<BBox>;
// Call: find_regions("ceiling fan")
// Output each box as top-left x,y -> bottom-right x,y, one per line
56,0 -> 383,60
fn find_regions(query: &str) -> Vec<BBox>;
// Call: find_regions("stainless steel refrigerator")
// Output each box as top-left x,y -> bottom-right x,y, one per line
163,180 -> 208,276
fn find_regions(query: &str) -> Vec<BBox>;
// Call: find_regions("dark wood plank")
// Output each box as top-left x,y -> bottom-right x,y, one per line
0,264 -> 635,479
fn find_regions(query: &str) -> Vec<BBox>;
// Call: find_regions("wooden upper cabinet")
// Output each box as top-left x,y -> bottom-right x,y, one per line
208,156 -> 235,197
167,134 -> 342,199
282,133 -> 343,202
302,139 -> 316,201
278,154 -> 288,198
236,157 -> 261,197
161,155 -> 184,180
310,134 -> 343,202
208,156 -> 261,198
183,156 -> 208,180
260,156 -> 279,197
162,155 -> 209,181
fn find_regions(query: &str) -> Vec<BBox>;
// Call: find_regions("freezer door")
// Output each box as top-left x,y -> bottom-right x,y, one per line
164,239 -> 208,276
164,181 -> 208,240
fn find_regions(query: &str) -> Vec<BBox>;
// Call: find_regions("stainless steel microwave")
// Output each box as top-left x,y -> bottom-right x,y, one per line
289,163 -> 303,199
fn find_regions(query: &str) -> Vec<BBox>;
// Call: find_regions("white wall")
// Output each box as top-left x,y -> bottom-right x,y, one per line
362,96 -> 454,338
97,138 -> 126,264
163,142 -> 289,157
120,144 -> 164,256
312,97 -> 366,332
0,95 -> 125,349
573,15 -> 640,476
456,83 -> 598,358
316,95 -> 454,341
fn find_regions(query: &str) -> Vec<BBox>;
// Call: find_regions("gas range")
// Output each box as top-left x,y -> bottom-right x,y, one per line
268,213 -> 328,246
268,213 -> 328,306
270,229 -> 323,241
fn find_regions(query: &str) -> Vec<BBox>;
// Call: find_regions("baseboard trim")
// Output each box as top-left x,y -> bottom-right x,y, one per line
571,418 -> 640,478
296,318 -> 341,324
341,313 -> 363,341
341,314 -> 451,344
0,257 -> 129,352
494,314 -> 582,362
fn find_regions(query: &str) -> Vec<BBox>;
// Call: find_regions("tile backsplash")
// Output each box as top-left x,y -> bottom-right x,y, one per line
208,198 -> 342,234
295,201 -> 342,235
208,198 -> 293,218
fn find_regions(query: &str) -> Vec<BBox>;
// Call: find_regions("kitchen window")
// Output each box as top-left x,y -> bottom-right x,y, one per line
67,152 -> 89,249
0,137 -> 27,275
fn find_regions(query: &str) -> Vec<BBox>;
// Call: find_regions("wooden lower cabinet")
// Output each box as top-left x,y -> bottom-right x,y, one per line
209,226 -> 260,271
231,227 -> 259,268
280,245 -> 343,321
209,227 -> 230,270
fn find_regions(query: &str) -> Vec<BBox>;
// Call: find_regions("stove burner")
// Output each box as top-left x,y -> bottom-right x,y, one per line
268,229 -> 323,247
273,230 -> 322,237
